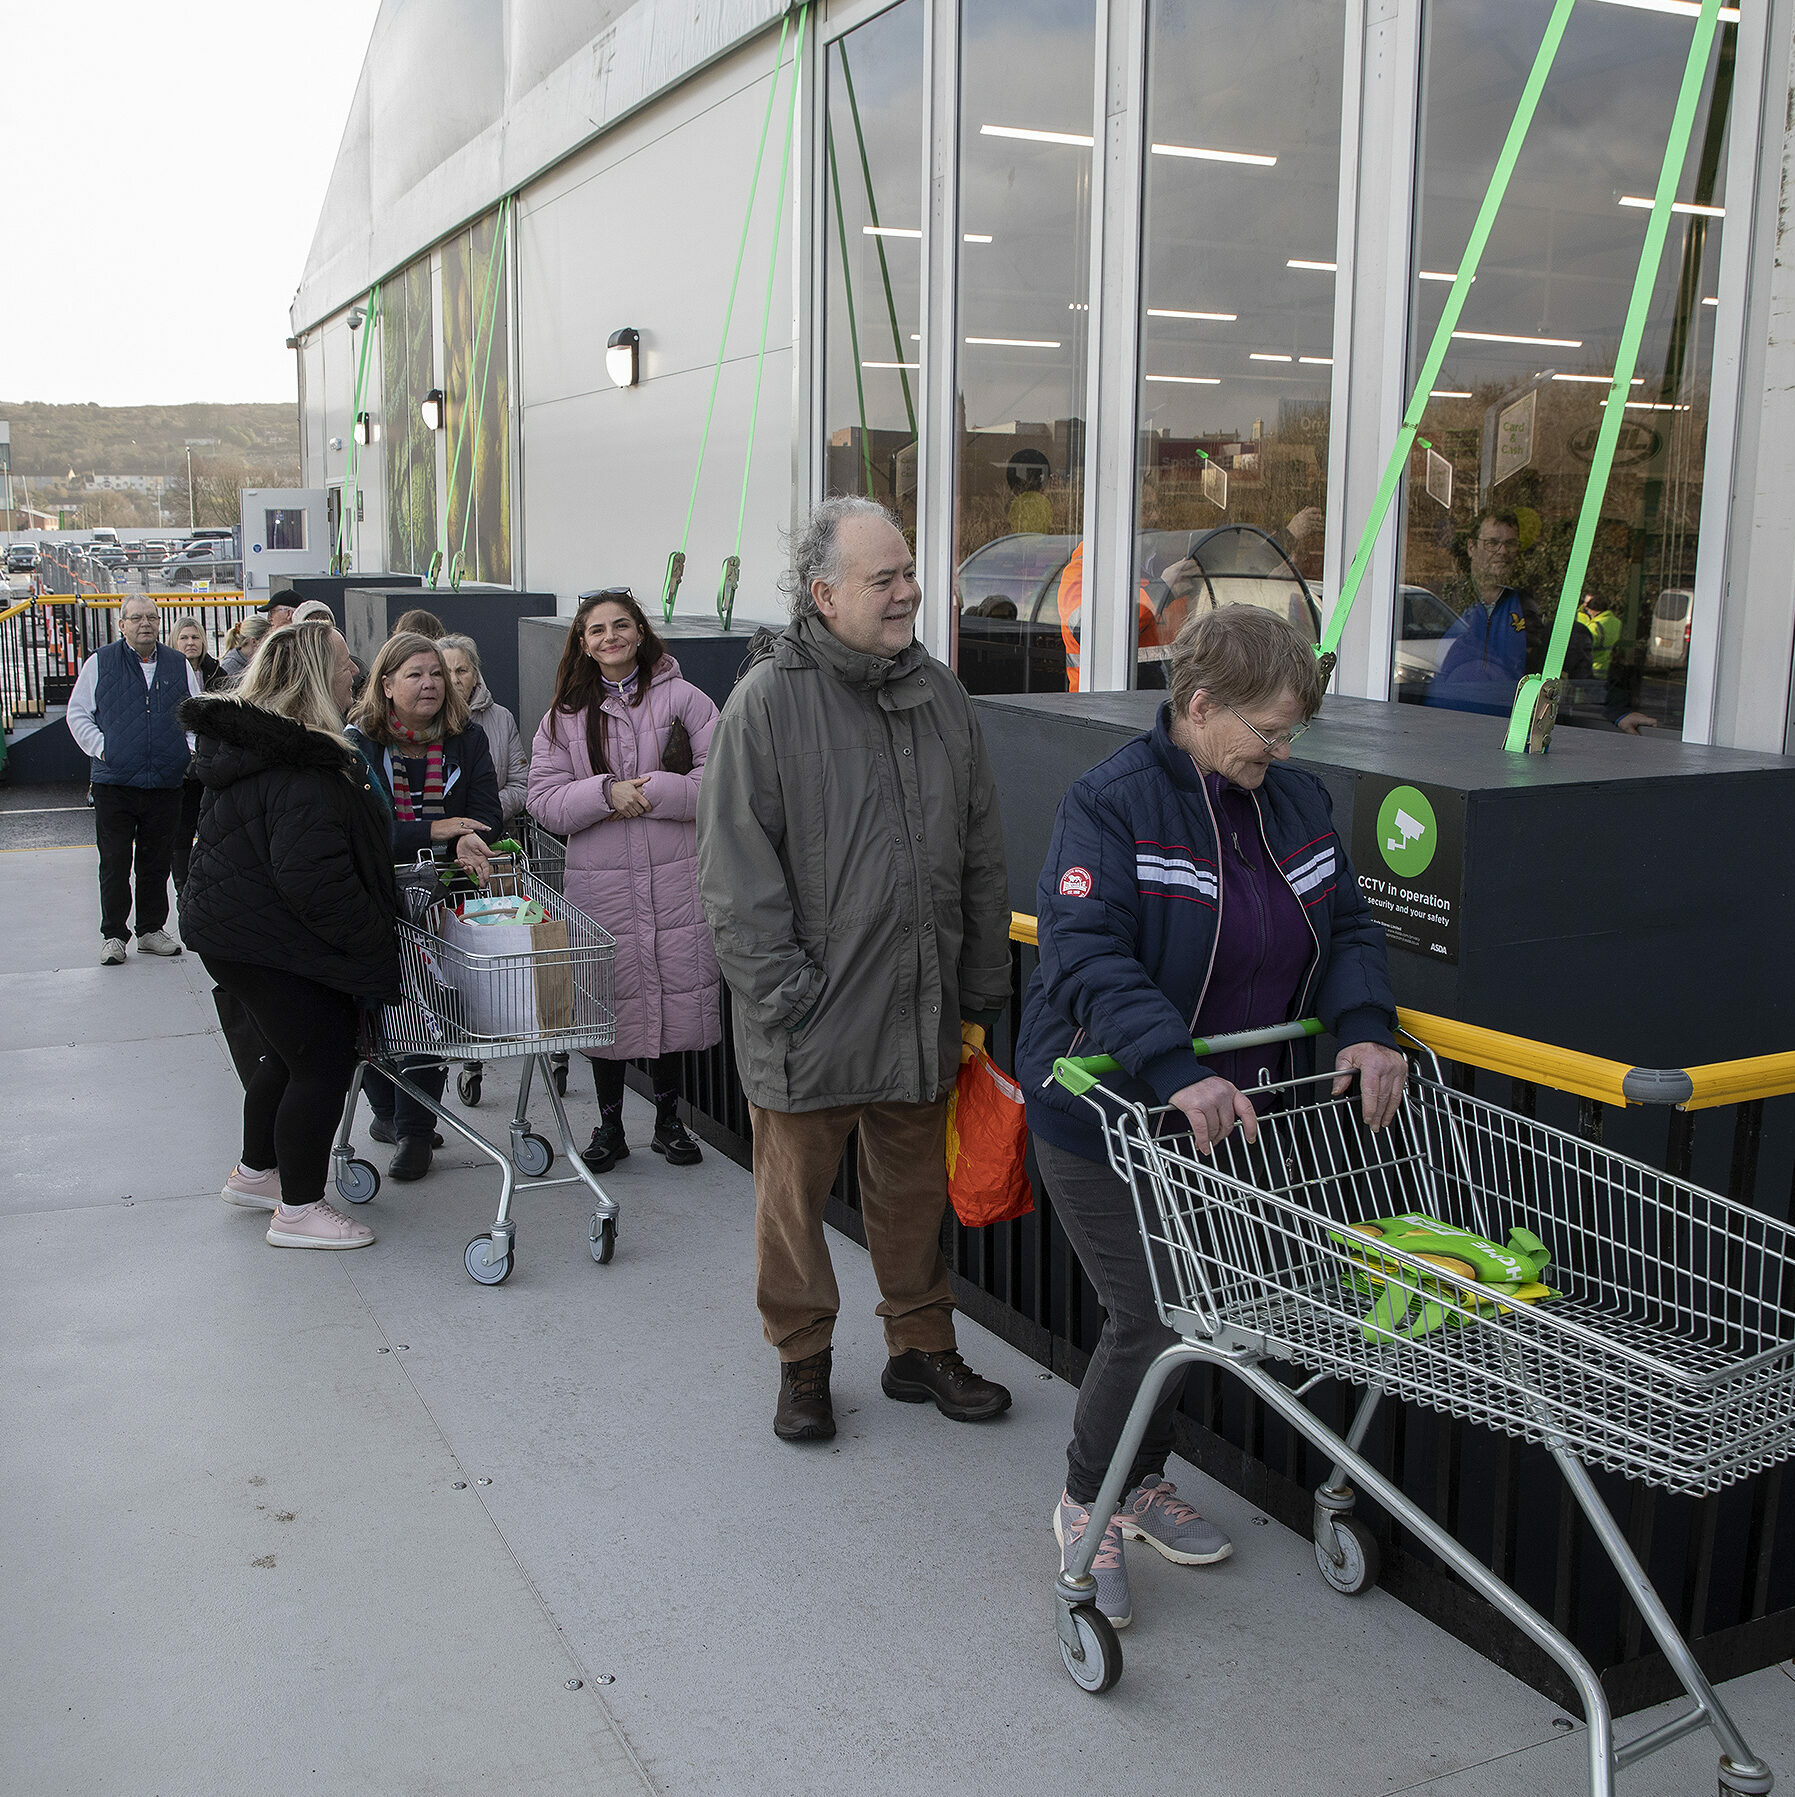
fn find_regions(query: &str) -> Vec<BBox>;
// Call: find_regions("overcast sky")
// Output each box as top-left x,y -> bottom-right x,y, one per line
2,0 -> 383,407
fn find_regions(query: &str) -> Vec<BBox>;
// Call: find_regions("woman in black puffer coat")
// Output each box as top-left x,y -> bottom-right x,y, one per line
180,621 -> 399,1252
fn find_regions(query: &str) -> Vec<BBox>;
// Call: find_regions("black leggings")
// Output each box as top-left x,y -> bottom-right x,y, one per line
592,1052 -> 683,1109
204,958 -> 360,1206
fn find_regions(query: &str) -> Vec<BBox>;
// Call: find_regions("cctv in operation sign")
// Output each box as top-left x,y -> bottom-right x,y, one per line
1350,774 -> 1464,964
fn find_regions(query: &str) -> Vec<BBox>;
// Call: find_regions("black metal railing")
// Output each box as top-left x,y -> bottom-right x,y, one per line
631,932 -> 1794,1717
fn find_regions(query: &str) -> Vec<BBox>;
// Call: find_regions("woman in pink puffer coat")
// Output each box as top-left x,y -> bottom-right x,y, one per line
527,588 -> 721,1173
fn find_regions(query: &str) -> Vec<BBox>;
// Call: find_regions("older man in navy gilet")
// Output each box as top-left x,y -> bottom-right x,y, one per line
66,594 -> 204,964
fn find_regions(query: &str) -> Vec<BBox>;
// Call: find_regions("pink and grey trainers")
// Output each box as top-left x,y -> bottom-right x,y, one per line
1054,1491 -> 1132,1629
266,1199 -> 375,1250
221,1165 -> 282,1211
1117,1477 -> 1233,1566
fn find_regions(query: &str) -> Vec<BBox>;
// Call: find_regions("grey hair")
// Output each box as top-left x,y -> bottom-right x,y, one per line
780,496 -> 901,619
437,632 -> 482,675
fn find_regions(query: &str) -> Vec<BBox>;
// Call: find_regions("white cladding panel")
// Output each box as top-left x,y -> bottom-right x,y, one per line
517,35 -> 797,613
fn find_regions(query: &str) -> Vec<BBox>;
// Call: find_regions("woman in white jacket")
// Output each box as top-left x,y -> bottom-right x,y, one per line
439,634 -> 529,827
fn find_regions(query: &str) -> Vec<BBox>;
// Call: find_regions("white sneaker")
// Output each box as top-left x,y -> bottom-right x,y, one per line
135,929 -> 183,956
100,938 -> 127,965
221,1165 -> 281,1211
266,1199 -> 375,1250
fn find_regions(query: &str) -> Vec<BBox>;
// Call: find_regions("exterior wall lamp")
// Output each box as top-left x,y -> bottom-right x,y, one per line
352,412 -> 373,447
420,389 -> 445,431
607,327 -> 641,388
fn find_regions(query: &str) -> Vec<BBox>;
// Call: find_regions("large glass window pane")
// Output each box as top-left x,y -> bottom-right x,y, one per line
381,253 -> 438,575
1399,0 -> 1734,737
1132,0 -> 1343,689
442,211 -> 513,585
821,0 -> 924,539
953,0 -> 1096,696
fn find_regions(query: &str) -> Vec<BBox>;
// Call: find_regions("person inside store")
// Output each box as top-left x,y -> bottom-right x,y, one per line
697,497 -> 1014,1445
348,630 -> 501,1181
170,615 -> 226,898
179,621 -> 395,1250
1014,603 -> 1407,1632
1426,507 -> 1591,717
527,589 -> 718,1174
66,593 -> 205,965
439,633 -> 530,829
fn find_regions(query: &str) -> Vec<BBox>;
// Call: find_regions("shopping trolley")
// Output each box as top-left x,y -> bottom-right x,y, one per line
1050,1019 -> 1793,1797
454,821 -> 570,1106
331,857 -> 622,1282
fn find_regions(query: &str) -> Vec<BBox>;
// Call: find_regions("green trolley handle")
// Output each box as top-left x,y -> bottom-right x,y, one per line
1053,1019 -> 1323,1098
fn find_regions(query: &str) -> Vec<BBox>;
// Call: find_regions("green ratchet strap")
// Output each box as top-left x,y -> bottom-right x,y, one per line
1053,1019 -> 1322,1098
437,196 -> 512,591
1505,0 -> 1723,753
723,0 -> 808,631
1316,0 -> 1577,681
665,6 -> 797,623
336,283 -> 382,572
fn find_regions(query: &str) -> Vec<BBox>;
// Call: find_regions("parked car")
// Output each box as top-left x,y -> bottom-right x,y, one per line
157,544 -> 230,584
5,544 -> 39,573
1647,588 -> 1693,669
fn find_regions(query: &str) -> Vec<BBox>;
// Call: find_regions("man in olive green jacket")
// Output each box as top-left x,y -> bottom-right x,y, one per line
697,497 -> 1015,1443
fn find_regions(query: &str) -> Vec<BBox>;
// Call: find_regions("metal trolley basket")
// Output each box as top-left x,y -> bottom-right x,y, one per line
331,858 -> 622,1282
1051,1021 -> 1795,1797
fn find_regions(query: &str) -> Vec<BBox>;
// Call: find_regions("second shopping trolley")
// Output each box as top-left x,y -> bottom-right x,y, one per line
332,857 -> 621,1282
1050,1020 -> 1793,1797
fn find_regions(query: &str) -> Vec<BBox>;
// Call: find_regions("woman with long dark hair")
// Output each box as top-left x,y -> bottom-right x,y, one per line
527,587 -> 721,1172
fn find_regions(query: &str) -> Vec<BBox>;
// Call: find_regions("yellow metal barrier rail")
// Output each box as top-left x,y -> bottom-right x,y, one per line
46,593 -> 254,607
1008,913 -> 1792,1112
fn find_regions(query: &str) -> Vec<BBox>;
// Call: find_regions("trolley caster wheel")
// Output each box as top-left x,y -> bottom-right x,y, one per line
513,1132 -> 554,1178
552,1058 -> 568,1097
1058,1604 -> 1122,1694
457,1067 -> 483,1106
465,1235 -> 514,1285
336,1158 -> 380,1205
1315,1516 -> 1381,1595
1717,1755 -> 1775,1796
590,1215 -> 616,1265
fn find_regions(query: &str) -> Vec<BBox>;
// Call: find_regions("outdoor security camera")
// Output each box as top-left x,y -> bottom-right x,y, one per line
347,308 -> 366,331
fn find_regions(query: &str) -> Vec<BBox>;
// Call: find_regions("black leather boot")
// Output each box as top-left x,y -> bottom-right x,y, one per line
580,1116 -> 629,1174
774,1348 -> 836,1442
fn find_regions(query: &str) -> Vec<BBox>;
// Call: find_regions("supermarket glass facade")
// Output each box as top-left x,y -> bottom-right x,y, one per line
817,0 -> 1753,735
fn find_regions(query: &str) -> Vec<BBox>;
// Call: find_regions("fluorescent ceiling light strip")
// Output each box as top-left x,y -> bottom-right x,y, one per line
1702,295 -> 1719,305
1287,259 -> 1336,271
862,362 -> 919,370
1593,0 -> 1739,20
1144,374 -> 1221,384
963,234 -> 993,244
980,124 -> 1093,147
1147,307 -> 1238,321
1553,372 -> 1646,383
1431,389 -> 1473,399
1299,356 -> 1334,365
862,225 -> 921,238
1249,353 -> 1294,362
964,336 -> 1061,348
1419,270 -> 1474,282
1453,329 -> 1583,346
1151,141 -> 1277,167
1618,195 -> 1725,215
1603,399 -> 1692,410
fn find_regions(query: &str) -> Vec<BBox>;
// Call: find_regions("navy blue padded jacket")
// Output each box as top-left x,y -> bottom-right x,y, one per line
1015,705 -> 1397,1163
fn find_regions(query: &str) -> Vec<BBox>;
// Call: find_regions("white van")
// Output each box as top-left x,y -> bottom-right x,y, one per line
1647,589 -> 1692,669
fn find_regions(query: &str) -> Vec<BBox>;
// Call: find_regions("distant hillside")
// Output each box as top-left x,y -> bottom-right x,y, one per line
2,402 -> 297,478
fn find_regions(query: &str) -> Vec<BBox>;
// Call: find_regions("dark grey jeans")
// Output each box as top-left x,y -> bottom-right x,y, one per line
1036,1136 -> 1185,1506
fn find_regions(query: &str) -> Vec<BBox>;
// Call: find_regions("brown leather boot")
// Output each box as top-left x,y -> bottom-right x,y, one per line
774,1348 -> 836,1442
882,1347 -> 1012,1422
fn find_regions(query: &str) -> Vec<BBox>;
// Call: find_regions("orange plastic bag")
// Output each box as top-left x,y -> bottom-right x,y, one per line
946,1023 -> 1035,1228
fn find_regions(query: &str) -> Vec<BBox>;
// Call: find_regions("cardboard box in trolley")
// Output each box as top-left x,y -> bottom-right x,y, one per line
435,900 -> 575,1039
